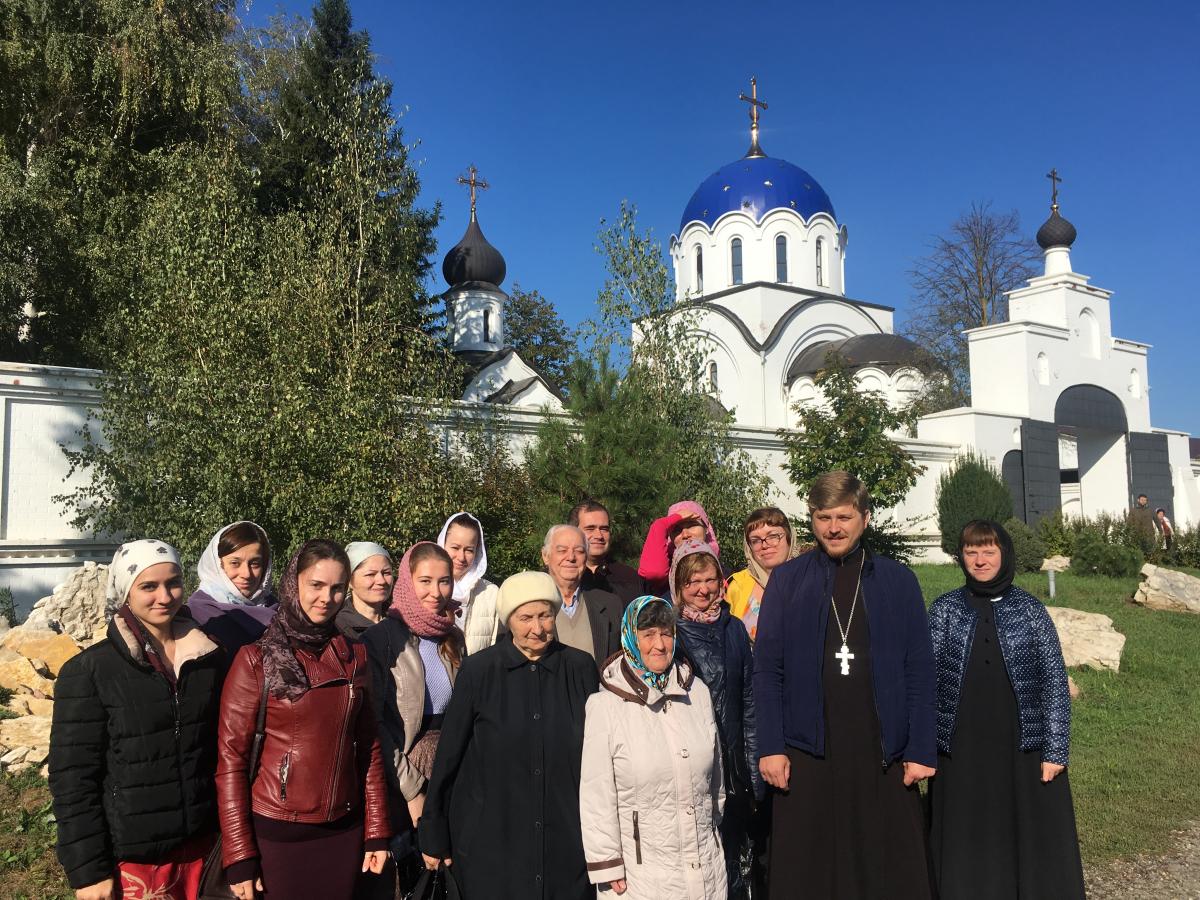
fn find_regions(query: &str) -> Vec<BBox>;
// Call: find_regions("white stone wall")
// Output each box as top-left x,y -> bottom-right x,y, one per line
448,286 -> 505,352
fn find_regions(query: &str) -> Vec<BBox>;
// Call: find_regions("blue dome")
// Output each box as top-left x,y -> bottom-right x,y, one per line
679,156 -> 836,232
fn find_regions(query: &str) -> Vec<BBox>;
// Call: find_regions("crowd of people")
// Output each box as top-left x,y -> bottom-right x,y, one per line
48,471 -> 1087,900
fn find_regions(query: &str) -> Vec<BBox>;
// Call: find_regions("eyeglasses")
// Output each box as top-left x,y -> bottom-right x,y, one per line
748,531 -> 788,549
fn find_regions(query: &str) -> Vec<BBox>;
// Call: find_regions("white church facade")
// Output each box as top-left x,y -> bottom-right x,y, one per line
1,90 -> 1197,610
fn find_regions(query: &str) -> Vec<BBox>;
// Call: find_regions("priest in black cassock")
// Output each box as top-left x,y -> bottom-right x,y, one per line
753,470 -> 936,900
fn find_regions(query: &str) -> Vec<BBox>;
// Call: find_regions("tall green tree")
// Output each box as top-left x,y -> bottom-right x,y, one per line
522,203 -> 772,569
503,284 -> 574,387
779,354 -> 925,561
0,0 -> 237,365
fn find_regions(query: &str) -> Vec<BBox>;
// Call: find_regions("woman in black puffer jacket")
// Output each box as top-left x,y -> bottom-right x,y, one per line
49,539 -> 225,900
670,538 -> 762,899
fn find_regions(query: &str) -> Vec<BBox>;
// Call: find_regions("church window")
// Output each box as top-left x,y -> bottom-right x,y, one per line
1079,308 -> 1100,358
708,361 -> 719,393
694,244 -> 704,295
483,309 -> 492,343
730,238 -> 743,285
775,235 -> 788,282
1129,368 -> 1142,399
815,238 -> 825,286
1036,352 -> 1050,386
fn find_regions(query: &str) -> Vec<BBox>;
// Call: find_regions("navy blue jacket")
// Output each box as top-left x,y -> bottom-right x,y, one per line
753,549 -> 937,768
928,586 -> 1072,766
676,605 -> 763,799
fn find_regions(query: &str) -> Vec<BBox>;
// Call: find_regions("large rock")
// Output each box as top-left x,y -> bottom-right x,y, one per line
1,627 -> 81,676
1134,564 -> 1200,615
1041,555 -> 1071,573
22,561 -> 111,643
0,715 -> 52,772
1045,606 -> 1126,673
0,648 -> 55,697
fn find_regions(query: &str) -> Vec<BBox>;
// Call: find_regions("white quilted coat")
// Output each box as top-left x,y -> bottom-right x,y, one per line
459,578 -> 500,656
581,655 -> 727,899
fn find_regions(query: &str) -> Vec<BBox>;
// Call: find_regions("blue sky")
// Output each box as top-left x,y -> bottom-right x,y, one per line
250,0 -> 1199,433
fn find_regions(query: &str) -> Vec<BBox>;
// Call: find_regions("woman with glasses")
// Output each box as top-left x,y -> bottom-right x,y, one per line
726,507 -> 805,642
670,540 -> 760,898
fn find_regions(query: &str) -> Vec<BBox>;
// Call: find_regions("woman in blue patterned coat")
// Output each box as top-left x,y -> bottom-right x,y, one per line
927,520 -> 1085,900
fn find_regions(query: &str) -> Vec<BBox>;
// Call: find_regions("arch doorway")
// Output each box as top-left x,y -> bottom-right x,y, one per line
1054,385 -> 1128,518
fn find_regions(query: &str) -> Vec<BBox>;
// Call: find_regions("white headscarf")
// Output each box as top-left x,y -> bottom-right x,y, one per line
196,521 -> 274,606
106,539 -> 182,609
345,541 -> 392,573
436,512 -> 489,603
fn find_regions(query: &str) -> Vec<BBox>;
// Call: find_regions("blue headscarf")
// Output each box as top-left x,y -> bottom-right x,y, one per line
621,595 -> 676,692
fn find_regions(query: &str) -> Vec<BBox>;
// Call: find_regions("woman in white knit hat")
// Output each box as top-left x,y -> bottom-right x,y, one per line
335,541 -> 395,641
418,571 -> 599,900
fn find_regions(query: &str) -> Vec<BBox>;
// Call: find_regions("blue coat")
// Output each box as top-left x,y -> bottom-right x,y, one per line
753,550 -> 937,768
928,586 -> 1072,766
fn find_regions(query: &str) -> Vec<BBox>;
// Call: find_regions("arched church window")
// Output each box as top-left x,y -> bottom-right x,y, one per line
708,361 -> 719,393
815,238 -> 825,287
730,238 -> 743,286
694,244 -> 704,295
1036,352 -> 1050,386
483,309 -> 492,344
1079,308 -> 1100,359
1129,368 -> 1143,399
775,235 -> 788,283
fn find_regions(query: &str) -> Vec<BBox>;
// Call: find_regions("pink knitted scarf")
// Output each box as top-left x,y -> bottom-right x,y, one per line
387,542 -> 460,639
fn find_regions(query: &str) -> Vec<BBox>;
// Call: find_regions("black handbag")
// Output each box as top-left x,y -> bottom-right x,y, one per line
199,673 -> 271,900
403,863 -> 463,900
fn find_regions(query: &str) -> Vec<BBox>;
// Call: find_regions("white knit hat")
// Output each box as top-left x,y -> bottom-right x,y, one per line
497,571 -> 562,624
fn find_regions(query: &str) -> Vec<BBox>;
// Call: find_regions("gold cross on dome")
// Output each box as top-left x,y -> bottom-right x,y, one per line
1046,168 -> 1062,211
457,165 -> 490,220
738,77 -> 768,158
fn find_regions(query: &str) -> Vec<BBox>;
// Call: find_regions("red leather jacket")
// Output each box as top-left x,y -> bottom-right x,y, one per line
216,637 -> 390,868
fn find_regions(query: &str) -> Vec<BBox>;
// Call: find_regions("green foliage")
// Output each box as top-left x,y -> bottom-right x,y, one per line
1003,517 -> 1046,573
1036,511 -> 1075,557
1037,510 -> 1162,563
0,770 -> 69,898
0,587 -> 17,627
1072,529 -> 1143,578
935,451 -> 1013,554
502,284 -> 575,388
1158,525 -> 1200,569
523,203 -> 772,572
778,354 -> 924,562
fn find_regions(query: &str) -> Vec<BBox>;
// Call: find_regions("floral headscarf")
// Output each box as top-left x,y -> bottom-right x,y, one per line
621,595 -> 676,692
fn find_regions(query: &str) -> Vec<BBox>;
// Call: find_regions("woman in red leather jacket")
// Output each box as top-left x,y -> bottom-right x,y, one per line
216,539 -> 391,900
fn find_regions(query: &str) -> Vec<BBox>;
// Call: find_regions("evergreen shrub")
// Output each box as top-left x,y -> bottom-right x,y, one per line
1072,528 -> 1143,578
1037,512 -> 1076,557
936,452 -> 1013,555
0,587 -> 16,627
1004,518 -> 1047,573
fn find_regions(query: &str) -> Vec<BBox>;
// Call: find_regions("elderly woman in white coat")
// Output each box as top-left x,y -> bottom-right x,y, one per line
436,512 -> 500,654
581,595 -> 726,899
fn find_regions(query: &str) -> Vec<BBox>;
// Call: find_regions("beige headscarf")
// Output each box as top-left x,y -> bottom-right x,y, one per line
743,525 -> 808,588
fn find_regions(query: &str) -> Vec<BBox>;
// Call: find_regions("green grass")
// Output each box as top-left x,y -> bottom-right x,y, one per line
913,564 -> 1200,863
0,770 -> 70,899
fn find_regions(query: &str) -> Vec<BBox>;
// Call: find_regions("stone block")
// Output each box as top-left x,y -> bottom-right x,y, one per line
1041,555 -> 1071,573
1045,606 -> 1126,673
0,648 -> 56,697
1134,564 -> 1200,615
0,715 -> 52,753
1,627 -> 81,676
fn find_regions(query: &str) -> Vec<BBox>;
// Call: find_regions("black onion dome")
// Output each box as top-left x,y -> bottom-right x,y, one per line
1036,209 -> 1077,250
442,218 -> 506,289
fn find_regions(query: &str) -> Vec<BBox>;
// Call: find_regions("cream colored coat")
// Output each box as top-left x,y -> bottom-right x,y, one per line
459,578 -> 500,656
581,656 -> 726,900
361,617 -> 458,801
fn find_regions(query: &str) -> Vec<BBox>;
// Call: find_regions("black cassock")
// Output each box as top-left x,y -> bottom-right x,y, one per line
768,547 -> 933,900
418,635 -> 598,900
929,592 -> 1086,900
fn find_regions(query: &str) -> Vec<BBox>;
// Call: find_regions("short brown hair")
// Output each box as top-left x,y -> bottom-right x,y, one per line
807,471 -> 871,514
959,520 -> 1002,549
218,521 -> 270,564
568,499 -> 609,526
673,552 -> 720,601
743,507 -> 792,542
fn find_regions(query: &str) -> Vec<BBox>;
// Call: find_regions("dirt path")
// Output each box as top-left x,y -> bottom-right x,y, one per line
1086,822 -> 1200,899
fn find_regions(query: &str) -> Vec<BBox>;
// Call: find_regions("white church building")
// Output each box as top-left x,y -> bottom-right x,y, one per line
1,89 -> 1197,609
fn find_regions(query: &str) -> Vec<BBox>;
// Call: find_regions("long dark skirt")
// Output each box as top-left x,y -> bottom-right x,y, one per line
256,813 -> 366,900
929,595 -> 1085,900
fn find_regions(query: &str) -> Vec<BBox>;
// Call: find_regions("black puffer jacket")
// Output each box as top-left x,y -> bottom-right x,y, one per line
49,614 -> 224,889
676,604 -> 762,798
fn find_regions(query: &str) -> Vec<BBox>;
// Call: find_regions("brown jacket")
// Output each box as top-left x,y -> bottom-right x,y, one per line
216,638 -> 390,869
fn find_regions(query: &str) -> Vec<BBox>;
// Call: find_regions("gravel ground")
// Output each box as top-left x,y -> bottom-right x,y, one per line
1085,822 -> 1200,899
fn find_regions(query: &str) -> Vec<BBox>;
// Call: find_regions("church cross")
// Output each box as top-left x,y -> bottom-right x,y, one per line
1046,168 -> 1062,211
457,165 -> 490,220
835,642 -> 854,676
738,77 -> 768,158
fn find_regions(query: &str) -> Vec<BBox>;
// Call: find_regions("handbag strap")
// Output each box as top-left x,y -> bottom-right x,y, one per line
247,665 -> 270,779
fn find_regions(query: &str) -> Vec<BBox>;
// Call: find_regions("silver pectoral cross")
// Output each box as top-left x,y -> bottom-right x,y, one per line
835,642 -> 854,676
